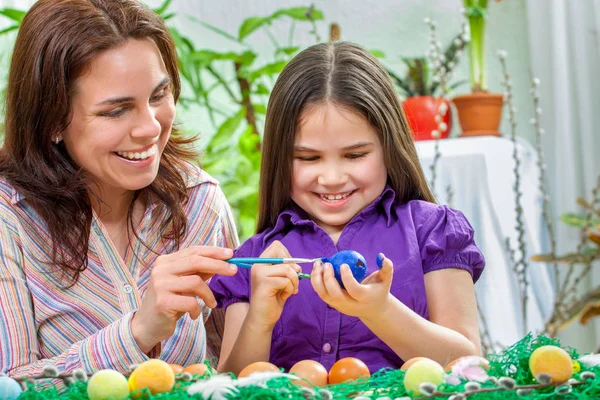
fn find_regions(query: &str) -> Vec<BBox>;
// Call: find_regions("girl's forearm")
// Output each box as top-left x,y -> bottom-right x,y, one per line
360,295 -> 479,366
218,314 -> 274,375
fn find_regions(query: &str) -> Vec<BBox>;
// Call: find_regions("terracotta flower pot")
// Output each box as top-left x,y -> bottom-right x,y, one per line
402,96 -> 452,141
452,92 -> 504,137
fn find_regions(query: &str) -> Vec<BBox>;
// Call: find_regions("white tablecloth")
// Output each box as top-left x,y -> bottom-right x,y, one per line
415,136 -> 555,349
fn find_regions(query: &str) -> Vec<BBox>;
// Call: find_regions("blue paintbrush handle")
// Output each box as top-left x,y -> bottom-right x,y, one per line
227,257 -> 285,264
231,261 -> 311,280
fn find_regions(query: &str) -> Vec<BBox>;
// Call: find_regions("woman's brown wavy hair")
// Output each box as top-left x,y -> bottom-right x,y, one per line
257,41 -> 435,233
0,0 -> 197,284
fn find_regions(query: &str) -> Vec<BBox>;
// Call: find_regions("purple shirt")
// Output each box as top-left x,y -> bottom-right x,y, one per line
210,186 -> 485,373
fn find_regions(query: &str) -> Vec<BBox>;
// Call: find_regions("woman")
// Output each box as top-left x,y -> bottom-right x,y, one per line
0,0 -> 238,377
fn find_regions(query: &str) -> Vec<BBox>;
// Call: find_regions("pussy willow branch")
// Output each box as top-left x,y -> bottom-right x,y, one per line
529,78 -> 559,291
498,50 -> 529,335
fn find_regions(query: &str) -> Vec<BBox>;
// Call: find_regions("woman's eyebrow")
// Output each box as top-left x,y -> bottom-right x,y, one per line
95,76 -> 172,106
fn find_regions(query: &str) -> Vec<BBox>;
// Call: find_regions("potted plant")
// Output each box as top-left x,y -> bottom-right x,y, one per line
452,0 -> 504,137
388,31 -> 467,141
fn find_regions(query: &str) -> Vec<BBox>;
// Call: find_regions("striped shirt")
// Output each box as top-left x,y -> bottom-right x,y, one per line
0,165 -> 239,379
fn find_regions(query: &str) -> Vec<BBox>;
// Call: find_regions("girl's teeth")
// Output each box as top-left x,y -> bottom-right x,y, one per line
321,192 -> 351,201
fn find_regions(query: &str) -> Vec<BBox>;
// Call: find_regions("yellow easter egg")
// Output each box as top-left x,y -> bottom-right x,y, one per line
529,346 -> 573,384
573,361 -> 581,374
128,359 -> 175,395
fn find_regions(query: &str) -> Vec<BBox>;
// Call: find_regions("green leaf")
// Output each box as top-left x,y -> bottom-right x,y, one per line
161,12 -> 175,21
238,126 -> 261,162
253,104 -> 267,114
206,109 -> 245,152
153,0 -> 172,16
0,24 -> 18,35
248,61 -> 288,81
188,16 -> 241,44
370,49 -> 386,58
189,50 -> 239,66
560,213 -> 600,228
0,8 -> 26,23
239,51 -> 258,67
238,16 -> 269,41
253,84 -> 270,95
276,46 -> 300,56
271,7 -> 324,21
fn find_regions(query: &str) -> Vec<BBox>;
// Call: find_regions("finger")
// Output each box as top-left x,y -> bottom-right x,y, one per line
167,276 -> 218,309
311,262 -> 329,301
283,263 -> 302,273
278,278 -> 296,302
261,240 -> 291,258
379,256 -> 394,285
272,240 -> 292,258
323,263 -> 346,300
167,254 -> 238,277
340,264 -> 367,300
161,245 -> 234,262
158,295 -> 202,320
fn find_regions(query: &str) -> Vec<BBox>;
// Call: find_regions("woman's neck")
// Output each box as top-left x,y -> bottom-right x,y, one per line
89,184 -> 136,224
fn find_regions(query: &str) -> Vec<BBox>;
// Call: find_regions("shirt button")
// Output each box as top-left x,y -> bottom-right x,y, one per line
322,343 -> 332,353
123,284 -> 133,294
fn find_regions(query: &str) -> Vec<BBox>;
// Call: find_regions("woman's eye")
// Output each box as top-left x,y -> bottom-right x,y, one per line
100,107 -> 127,118
150,90 -> 166,102
346,153 -> 367,159
296,155 -> 319,161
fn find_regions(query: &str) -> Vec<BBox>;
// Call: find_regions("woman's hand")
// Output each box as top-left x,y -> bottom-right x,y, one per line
131,246 -> 237,353
246,240 -> 301,330
311,253 -> 394,319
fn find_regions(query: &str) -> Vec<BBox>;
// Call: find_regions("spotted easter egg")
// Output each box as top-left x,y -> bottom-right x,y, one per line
128,359 -> 175,395
328,357 -> 370,384
529,346 -> 573,384
87,370 -> 129,400
322,250 -> 368,288
0,376 -> 22,400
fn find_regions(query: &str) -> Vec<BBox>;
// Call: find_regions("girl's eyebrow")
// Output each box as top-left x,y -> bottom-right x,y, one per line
94,76 -> 172,106
294,141 -> 374,152
342,141 -> 373,150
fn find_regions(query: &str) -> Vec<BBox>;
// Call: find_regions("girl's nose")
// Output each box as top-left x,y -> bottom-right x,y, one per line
317,165 -> 349,186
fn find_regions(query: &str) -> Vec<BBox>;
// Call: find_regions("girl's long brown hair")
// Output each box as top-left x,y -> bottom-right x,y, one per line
257,41 -> 435,233
0,0 -> 197,284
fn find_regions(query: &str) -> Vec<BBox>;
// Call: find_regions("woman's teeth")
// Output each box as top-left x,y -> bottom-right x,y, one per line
320,192 -> 352,201
116,146 -> 156,161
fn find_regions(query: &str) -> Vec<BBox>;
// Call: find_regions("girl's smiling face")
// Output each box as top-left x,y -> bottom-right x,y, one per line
291,102 -> 388,237
62,38 -> 175,200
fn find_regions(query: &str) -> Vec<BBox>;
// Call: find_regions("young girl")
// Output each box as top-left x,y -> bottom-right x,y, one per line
209,41 -> 485,375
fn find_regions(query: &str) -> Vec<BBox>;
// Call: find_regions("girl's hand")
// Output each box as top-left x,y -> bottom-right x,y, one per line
311,253 -> 394,319
131,246 -> 237,353
246,241 -> 301,329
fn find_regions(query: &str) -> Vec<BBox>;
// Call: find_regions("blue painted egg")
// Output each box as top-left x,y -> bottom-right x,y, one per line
322,250 -> 368,288
0,376 -> 22,400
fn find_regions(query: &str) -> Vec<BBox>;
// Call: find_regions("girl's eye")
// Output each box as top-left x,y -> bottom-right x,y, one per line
296,155 -> 319,161
346,153 -> 367,159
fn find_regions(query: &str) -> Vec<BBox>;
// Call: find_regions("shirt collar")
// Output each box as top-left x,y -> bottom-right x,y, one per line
263,185 -> 398,243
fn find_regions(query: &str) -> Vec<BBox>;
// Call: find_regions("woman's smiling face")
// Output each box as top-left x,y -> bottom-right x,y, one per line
62,38 -> 175,199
